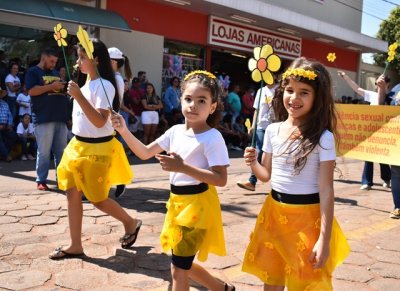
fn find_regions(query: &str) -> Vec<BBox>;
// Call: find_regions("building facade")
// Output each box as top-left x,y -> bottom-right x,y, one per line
0,0 -> 389,100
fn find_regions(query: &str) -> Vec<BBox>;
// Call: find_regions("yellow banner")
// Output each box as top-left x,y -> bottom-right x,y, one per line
336,104 -> 400,166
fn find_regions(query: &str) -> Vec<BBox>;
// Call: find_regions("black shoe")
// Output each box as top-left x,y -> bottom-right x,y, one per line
114,184 -> 126,198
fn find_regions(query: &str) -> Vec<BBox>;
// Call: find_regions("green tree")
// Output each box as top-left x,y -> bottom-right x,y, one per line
373,6 -> 400,73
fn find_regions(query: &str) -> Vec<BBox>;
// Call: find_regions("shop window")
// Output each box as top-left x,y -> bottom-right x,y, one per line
162,40 -> 204,92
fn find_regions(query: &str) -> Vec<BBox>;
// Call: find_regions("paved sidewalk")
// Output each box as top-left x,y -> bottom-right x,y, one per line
0,155 -> 399,290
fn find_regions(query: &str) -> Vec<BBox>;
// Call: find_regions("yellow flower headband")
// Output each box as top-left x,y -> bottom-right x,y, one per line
184,70 -> 216,81
281,68 -> 318,81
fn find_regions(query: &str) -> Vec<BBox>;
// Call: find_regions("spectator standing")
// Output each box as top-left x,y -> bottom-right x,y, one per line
0,92 -> 18,162
241,86 -> 255,122
138,70 -> 148,90
16,85 -> 31,118
377,75 -> 400,219
237,84 -> 276,191
16,113 -> 36,161
226,84 -> 241,125
163,76 -> 181,125
128,77 -> 144,137
5,62 -> 21,119
25,47 -> 69,191
141,83 -> 163,144
338,71 -> 391,190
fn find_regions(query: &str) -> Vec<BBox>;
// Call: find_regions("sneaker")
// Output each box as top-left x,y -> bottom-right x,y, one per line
37,183 -> 49,191
21,154 -> 27,161
114,184 -> 126,198
382,180 -> 391,188
237,181 -> 256,191
360,184 -> 371,190
389,208 -> 400,219
27,154 -> 36,160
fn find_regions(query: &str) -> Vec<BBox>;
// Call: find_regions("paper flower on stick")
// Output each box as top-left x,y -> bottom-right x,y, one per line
387,42 -> 397,62
248,44 -> 281,85
245,118 -> 251,132
327,52 -> 336,63
53,23 -> 68,47
77,25 -> 94,60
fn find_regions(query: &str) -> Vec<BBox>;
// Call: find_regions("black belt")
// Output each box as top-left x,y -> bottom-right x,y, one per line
271,189 -> 320,204
171,183 -> 209,195
75,135 -> 113,144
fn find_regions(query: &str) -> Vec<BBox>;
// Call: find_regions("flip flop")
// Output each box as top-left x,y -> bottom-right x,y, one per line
225,283 -> 236,291
49,247 -> 85,260
120,219 -> 142,249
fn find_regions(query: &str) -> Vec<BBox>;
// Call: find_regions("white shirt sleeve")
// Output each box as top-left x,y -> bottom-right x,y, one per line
319,130 -> 336,161
93,79 -> 115,110
156,126 -> 173,152
363,90 -> 379,105
204,130 -> 230,167
16,123 -> 24,135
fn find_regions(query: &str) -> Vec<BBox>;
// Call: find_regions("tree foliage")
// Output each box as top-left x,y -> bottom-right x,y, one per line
373,6 -> 400,73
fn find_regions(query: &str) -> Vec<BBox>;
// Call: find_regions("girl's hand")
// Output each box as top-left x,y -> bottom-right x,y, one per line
111,113 -> 127,134
155,152 -> 184,172
309,237 -> 330,269
67,81 -> 83,100
243,147 -> 257,166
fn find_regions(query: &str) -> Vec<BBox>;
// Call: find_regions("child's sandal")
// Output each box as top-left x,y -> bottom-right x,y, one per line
119,219 -> 142,249
225,282 -> 236,291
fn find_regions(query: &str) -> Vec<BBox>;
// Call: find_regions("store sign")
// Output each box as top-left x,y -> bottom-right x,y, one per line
208,16 -> 301,59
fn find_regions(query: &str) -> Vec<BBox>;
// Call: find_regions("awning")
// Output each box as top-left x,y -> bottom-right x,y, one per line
0,0 -> 131,32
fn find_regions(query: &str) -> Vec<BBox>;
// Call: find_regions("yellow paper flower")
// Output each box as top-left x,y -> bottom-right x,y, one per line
77,25 -> 94,60
386,42 -> 397,62
53,23 -> 68,47
388,42 -> 398,53
248,44 -> 281,85
326,52 -> 336,62
245,118 -> 251,131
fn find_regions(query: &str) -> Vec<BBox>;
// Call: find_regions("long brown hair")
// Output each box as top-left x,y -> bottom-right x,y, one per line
272,57 -> 338,174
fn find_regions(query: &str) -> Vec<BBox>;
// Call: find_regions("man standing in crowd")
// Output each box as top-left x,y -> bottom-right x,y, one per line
25,48 -> 69,190
377,74 -> 400,219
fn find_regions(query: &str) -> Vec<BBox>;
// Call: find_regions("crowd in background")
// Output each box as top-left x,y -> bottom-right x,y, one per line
1,47 -> 399,164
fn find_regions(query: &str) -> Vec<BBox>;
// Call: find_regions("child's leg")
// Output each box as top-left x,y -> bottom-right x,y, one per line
92,198 -> 137,234
264,284 -> 284,291
189,262 -> 233,290
171,264 -> 190,291
65,187 -> 84,253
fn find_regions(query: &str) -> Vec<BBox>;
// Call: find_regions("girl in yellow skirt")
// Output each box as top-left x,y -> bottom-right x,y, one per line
49,39 -> 141,260
243,57 -> 350,290
111,71 -> 235,290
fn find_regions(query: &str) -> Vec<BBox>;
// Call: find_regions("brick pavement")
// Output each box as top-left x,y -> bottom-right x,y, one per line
0,154 -> 399,290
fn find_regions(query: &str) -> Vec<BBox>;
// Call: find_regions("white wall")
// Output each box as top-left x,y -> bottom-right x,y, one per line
101,29 -> 164,95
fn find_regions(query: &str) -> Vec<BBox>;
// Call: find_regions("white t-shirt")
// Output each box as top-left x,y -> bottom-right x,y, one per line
16,93 -> 31,116
363,90 -> 379,105
156,124 -> 230,186
5,74 -> 21,97
253,85 -> 275,129
17,122 -> 34,136
72,78 -> 115,137
263,122 -> 336,194
115,72 -> 124,102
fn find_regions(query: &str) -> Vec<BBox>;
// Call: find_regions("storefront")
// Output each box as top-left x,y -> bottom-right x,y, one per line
107,0 -> 386,100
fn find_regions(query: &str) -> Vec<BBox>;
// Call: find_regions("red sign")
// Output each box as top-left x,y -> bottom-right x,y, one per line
208,16 -> 302,59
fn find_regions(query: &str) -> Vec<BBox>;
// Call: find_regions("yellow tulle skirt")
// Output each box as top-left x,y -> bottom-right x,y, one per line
57,136 -> 133,203
160,185 -> 226,261
242,194 -> 350,290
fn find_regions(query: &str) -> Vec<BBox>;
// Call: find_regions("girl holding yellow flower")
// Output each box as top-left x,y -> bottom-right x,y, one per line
49,38 -> 141,259
242,57 -> 349,290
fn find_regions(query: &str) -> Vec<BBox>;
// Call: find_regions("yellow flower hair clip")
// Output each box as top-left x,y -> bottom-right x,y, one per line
184,70 -> 216,81
281,68 -> 318,81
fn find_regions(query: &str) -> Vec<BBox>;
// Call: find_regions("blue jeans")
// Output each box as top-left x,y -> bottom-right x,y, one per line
391,165 -> 400,209
361,161 -> 391,186
6,97 -> 17,120
249,128 -> 265,186
34,122 -> 67,183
